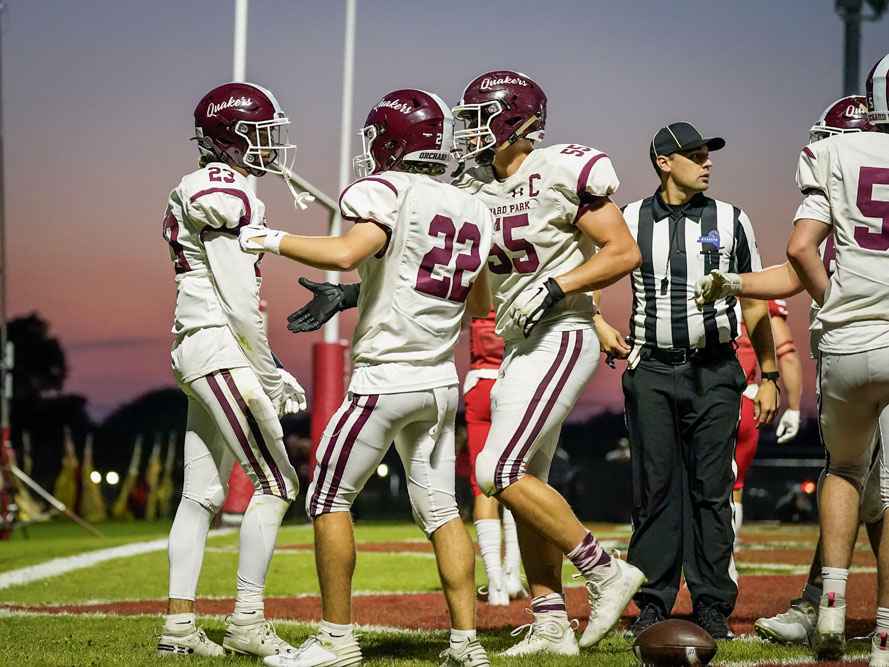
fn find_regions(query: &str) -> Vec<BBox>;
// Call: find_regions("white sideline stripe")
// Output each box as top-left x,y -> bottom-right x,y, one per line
736,562 -> 876,574
0,529 -> 235,590
0,608 -> 442,636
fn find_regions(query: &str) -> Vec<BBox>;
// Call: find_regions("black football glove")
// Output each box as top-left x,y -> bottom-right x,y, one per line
286,278 -> 361,333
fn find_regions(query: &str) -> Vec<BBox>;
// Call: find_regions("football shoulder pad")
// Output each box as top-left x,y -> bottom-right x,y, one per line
339,175 -> 400,230
183,167 -> 259,231
541,144 -> 619,202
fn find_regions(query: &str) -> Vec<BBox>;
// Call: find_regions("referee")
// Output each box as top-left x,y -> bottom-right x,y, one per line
594,121 -> 779,640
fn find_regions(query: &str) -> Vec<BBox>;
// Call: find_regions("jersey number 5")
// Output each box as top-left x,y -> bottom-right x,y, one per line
854,166 -> 889,251
487,213 -> 540,275
415,215 -> 482,302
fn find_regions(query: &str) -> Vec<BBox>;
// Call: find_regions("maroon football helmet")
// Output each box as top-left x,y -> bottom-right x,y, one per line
193,82 -> 295,177
353,89 -> 453,178
452,70 -> 547,164
809,96 -> 874,142
866,53 -> 889,126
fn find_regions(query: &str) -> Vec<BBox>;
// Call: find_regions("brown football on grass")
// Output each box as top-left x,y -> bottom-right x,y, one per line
632,619 -> 718,666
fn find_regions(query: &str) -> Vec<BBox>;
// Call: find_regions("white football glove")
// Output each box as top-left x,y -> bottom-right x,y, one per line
273,369 -> 307,417
238,224 -> 287,255
693,269 -> 742,311
506,277 -> 565,337
776,408 -> 800,444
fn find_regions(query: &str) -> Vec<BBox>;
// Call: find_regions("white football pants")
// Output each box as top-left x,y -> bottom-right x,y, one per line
306,386 -> 460,537
475,326 -> 598,495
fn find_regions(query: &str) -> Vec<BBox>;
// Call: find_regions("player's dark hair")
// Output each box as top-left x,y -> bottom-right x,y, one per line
402,160 -> 447,177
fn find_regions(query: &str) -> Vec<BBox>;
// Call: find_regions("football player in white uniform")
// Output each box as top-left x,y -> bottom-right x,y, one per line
158,82 -> 305,659
449,71 -> 644,655
786,55 -> 889,666
241,89 -> 493,667
693,94 -> 888,651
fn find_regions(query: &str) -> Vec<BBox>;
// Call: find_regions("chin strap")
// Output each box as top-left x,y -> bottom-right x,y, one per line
269,164 -> 316,211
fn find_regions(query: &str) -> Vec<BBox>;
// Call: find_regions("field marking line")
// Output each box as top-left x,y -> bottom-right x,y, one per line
0,608 -> 443,636
0,529 -> 234,590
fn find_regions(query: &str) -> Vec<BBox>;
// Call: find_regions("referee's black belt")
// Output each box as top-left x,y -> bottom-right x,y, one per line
642,342 -> 735,365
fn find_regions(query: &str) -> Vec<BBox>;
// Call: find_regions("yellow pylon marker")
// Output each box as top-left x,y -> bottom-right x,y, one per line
111,435 -> 143,520
79,434 -> 107,522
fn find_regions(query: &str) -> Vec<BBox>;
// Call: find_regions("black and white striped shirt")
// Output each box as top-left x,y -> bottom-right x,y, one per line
621,190 -> 762,350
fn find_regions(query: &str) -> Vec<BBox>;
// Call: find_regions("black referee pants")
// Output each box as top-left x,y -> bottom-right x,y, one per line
622,352 -> 746,615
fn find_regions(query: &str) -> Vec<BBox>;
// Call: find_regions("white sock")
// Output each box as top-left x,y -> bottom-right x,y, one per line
164,612 -> 195,636
821,567 -> 848,598
236,494 -> 289,597
531,592 -> 568,620
501,509 -> 521,575
474,519 -> 504,587
168,498 -> 212,600
450,628 -> 476,647
877,607 -> 889,634
231,588 -> 264,625
320,620 -> 354,641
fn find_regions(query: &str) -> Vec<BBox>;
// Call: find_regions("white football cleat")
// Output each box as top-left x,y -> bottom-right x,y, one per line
263,632 -> 362,667
577,552 -> 646,648
812,592 -> 846,661
503,566 -> 528,600
754,596 -> 817,645
156,625 -> 224,657
499,612 -> 579,656
477,581 -> 509,607
438,638 -> 490,666
223,618 -> 298,657
871,631 -> 889,667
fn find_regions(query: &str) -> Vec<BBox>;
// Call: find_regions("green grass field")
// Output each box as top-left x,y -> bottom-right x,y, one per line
0,519 -> 877,666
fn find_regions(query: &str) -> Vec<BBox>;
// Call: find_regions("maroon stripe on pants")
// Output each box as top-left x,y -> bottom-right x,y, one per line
321,394 -> 379,515
310,398 -> 360,515
493,332 -> 571,490
220,369 -> 286,496
205,371 -> 271,494
507,330 -> 584,484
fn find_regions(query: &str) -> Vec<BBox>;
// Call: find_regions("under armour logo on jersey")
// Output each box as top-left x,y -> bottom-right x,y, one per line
511,187 -> 525,198
697,229 -> 723,250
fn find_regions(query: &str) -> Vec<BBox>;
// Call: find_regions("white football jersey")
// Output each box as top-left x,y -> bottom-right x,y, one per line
452,144 -> 619,341
795,132 -> 889,353
163,162 -> 280,396
340,171 -> 494,394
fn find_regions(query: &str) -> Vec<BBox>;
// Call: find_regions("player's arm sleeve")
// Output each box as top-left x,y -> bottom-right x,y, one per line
733,209 -> 763,274
188,187 -> 257,232
793,192 -> 832,225
339,177 -> 398,257
203,232 -> 282,399
555,151 -> 621,223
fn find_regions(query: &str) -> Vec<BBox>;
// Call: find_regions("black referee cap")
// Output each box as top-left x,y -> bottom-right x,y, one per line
649,121 -> 725,166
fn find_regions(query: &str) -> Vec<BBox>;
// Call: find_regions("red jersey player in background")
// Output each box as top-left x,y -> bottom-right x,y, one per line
733,299 -> 802,547
464,307 -> 527,605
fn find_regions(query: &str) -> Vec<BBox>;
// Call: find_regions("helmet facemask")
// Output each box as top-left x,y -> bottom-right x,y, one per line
235,116 -> 296,177
452,101 -> 502,164
353,124 -> 383,178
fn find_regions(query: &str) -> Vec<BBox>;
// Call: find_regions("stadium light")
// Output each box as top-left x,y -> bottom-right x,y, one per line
105,471 -> 120,485
376,463 -> 389,478
835,0 -> 889,95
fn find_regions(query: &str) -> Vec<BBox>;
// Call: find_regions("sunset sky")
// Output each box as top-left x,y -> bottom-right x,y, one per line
5,1 -> 887,422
